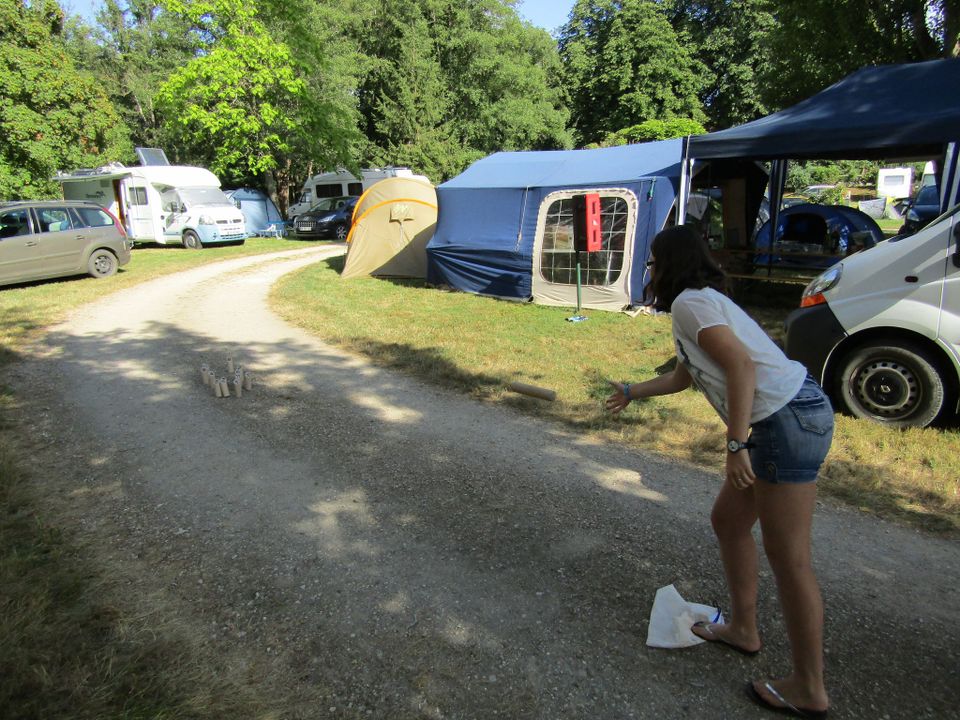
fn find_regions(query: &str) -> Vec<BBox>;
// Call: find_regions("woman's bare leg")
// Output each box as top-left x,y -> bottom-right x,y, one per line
693,479 -> 762,652
752,480 -> 829,711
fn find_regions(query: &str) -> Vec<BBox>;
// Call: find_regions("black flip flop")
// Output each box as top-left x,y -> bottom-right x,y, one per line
746,681 -> 829,719
691,620 -> 760,657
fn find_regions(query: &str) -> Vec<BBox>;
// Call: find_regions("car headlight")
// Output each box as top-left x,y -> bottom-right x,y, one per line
198,214 -> 215,225
799,264 -> 842,308
317,213 -> 336,222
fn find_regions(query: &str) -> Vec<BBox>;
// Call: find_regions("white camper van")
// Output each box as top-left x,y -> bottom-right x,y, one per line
287,167 -> 429,220
784,202 -> 960,428
58,164 -> 246,248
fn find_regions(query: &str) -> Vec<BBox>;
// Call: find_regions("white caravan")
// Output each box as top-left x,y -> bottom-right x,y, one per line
288,167 -> 429,219
58,164 -> 246,248
784,202 -> 960,428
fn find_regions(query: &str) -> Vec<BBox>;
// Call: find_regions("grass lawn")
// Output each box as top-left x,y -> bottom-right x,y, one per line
271,255 -> 960,536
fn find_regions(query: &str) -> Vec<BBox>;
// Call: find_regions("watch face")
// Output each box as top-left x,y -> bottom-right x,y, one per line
727,440 -> 741,452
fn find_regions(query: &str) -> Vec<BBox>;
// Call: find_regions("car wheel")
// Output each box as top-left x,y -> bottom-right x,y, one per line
87,249 -> 118,279
335,224 -> 348,241
834,341 -> 946,428
182,230 -> 203,249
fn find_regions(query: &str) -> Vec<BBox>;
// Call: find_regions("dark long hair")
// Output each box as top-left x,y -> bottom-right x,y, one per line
644,225 -> 726,312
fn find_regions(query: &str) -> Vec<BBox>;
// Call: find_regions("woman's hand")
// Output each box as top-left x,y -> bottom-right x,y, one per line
726,449 -> 756,490
605,381 -> 630,414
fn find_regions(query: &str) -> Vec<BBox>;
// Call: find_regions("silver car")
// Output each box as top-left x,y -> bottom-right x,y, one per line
0,200 -> 132,287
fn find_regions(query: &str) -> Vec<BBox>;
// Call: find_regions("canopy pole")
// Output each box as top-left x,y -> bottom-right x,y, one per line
764,160 -> 788,277
678,138 -> 693,224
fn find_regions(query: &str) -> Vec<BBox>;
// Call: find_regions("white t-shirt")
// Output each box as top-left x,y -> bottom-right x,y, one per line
671,287 -> 806,424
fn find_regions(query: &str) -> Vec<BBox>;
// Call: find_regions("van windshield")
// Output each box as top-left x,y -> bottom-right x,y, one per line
179,187 -> 232,207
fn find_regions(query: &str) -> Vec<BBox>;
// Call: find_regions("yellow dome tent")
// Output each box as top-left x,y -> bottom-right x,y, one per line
341,176 -> 437,279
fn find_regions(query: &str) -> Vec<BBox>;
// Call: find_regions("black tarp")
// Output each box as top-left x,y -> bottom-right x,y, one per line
687,58 -> 960,161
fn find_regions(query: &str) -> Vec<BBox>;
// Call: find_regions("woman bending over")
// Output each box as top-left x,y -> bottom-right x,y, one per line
607,225 -> 834,718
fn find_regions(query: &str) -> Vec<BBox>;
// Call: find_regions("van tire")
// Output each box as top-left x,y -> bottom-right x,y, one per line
87,249 -> 118,278
182,230 -> 203,249
835,341 -> 946,428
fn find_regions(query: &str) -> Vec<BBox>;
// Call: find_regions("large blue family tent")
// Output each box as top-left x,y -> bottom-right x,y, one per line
224,187 -> 284,236
426,139 -> 684,312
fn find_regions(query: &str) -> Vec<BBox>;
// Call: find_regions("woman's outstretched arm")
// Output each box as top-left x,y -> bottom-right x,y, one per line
606,361 -> 692,414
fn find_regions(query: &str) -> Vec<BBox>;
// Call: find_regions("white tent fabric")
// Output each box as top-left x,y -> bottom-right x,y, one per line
341,177 -> 438,279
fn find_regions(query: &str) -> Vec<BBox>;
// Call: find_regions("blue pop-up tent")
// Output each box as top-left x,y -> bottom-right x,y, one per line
224,187 -> 284,236
426,139 -> 684,312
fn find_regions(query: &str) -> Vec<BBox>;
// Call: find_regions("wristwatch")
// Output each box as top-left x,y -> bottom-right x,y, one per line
726,439 -> 754,453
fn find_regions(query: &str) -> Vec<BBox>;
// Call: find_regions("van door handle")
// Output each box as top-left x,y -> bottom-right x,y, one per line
25,240 -> 38,247
954,224 -> 960,268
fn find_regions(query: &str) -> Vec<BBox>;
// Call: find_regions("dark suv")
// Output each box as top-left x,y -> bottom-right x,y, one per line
0,200 -> 132,287
292,195 -> 359,240
898,184 -> 941,236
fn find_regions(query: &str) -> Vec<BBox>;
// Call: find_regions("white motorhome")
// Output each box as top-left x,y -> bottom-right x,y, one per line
287,167 -> 429,219
58,163 -> 246,248
784,202 -> 960,428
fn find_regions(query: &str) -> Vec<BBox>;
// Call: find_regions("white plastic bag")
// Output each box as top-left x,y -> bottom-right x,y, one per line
646,584 -> 723,649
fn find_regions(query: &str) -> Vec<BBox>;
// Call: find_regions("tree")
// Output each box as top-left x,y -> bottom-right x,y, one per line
558,0 -> 706,146
763,0 -> 959,109
156,0 -> 362,213
0,0 -> 132,199
592,118 -> 706,147
663,0 -> 775,129
64,1 -> 200,153
353,0 -> 573,182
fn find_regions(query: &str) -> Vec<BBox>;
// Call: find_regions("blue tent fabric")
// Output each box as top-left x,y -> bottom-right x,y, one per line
427,140 -> 683,307
754,204 -> 884,269
224,188 -> 283,236
687,58 -> 960,162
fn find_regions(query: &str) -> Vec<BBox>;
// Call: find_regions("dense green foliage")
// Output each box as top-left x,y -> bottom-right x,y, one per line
559,0 -> 706,146
66,0 -> 198,155
593,118 -> 707,148
763,0 -> 958,109
352,0 -> 572,181
0,0 -> 132,199
156,0 -> 361,208
663,0 -> 775,129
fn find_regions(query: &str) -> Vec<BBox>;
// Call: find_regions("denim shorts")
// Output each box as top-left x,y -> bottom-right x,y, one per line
748,376 -> 834,484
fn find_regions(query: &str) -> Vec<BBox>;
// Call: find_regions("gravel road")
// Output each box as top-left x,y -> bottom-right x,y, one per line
7,247 -> 959,719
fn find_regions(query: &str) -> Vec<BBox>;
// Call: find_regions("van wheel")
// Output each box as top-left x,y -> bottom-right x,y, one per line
87,249 -> 118,278
183,230 -> 203,249
835,341 -> 946,428
334,224 -> 348,241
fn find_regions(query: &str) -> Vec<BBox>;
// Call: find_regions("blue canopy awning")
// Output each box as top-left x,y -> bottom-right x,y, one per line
687,58 -> 960,162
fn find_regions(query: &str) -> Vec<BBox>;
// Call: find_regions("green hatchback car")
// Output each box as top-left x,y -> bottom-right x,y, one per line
0,200 -> 132,287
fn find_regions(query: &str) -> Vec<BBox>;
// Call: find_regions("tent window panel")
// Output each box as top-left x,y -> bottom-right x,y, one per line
539,196 -> 628,286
